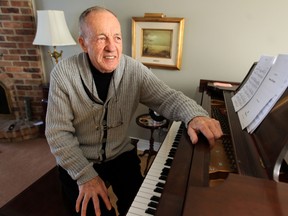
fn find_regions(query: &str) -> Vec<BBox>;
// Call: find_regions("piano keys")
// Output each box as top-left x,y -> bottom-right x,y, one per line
127,121 -> 184,215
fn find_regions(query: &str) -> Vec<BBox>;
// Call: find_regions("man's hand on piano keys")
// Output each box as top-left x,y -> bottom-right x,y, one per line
76,176 -> 112,216
187,116 -> 223,147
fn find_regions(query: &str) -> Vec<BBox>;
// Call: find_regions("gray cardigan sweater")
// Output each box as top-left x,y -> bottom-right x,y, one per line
45,53 -> 208,185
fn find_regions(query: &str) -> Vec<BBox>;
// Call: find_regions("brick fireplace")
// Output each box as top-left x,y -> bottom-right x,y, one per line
0,0 -> 44,141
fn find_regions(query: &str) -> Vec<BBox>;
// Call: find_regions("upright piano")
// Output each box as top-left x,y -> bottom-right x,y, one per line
127,75 -> 288,215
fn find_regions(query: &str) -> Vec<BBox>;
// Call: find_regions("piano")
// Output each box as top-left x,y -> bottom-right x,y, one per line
127,75 -> 288,215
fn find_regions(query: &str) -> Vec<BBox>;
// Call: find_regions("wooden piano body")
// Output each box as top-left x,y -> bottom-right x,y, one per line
153,79 -> 288,216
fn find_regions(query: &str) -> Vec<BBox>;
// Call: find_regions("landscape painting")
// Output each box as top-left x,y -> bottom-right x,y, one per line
142,29 -> 172,59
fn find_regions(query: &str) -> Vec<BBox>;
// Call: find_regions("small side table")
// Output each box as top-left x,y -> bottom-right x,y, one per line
136,113 -> 168,175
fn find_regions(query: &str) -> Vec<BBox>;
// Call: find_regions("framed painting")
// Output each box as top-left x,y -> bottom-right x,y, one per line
132,16 -> 185,70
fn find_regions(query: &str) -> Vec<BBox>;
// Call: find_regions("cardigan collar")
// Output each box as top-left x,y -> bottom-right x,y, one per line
76,52 -> 125,104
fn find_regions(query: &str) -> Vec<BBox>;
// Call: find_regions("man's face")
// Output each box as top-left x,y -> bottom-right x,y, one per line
78,11 -> 122,73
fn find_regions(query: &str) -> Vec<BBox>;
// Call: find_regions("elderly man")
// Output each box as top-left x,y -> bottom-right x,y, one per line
45,6 -> 222,216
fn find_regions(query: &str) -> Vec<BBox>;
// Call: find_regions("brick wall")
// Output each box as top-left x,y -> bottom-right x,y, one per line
0,0 -> 43,121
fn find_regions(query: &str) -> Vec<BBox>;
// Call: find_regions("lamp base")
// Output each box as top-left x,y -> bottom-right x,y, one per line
48,46 -> 63,64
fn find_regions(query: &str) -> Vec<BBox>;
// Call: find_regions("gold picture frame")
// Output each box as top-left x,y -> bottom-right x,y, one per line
132,16 -> 185,70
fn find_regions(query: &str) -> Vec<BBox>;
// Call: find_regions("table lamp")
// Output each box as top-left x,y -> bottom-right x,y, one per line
33,10 -> 76,64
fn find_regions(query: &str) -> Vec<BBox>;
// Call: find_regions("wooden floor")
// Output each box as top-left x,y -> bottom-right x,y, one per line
0,136 -> 153,215
0,137 -> 56,207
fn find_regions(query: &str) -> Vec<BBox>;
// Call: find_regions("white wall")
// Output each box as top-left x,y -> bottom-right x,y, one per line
33,0 -> 288,140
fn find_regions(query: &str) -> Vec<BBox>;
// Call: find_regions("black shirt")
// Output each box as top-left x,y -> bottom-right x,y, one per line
88,56 -> 114,102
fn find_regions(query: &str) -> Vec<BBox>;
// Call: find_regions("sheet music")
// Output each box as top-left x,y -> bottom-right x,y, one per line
231,56 -> 275,111
246,96 -> 276,133
235,54 -> 288,132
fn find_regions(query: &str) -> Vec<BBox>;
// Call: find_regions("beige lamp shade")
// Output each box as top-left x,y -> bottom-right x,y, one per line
33,10 -> 76,46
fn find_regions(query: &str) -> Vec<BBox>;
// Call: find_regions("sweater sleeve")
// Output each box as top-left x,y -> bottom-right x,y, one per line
45,61 -> 98,185
138,65 -> 209,126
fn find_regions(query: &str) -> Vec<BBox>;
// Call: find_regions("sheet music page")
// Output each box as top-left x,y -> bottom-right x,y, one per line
246,95 -> 277,133
237,54 -> 288,131
231,56 -> 275,111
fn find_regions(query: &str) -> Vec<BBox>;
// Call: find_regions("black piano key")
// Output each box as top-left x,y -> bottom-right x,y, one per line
160,173 -> 168,178
150,195 -> 160,203
145,208 -> 156,215
172,142 -> 179,148
161,168 -> 169,176
174,134 -> 181,141
165,158 -> 173,166
159,175 -> 167,181
170,148 -> 177,154
154,187 -> 163,193
156,182 -> 165,188
171,148 -> 177,152
148,201 -> 158,209
168,151 -> 175,157
170,147 -> 177,152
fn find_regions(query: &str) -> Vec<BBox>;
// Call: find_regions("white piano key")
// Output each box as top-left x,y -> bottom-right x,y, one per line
133,195 -> 151,204
135,193 -> 159,213
132,200 -> 153,210
126,210 -> 142,216
140,186 -> 161,195
141,181 -> 158,190
136,190 -> 155,199
127,206 -> 151,216
126,212 -> 141,216
132,191 -> 158,209
138,189 -> 161,201
142,178 -> 161,187
145,176 -> 165,184
146,168 -> 161,177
